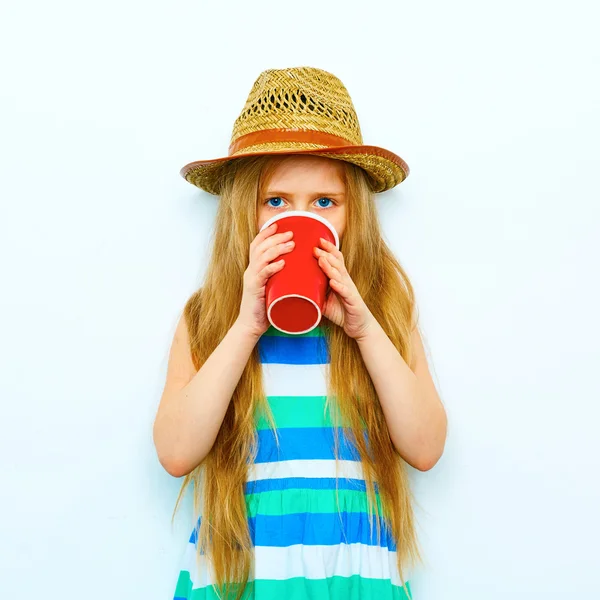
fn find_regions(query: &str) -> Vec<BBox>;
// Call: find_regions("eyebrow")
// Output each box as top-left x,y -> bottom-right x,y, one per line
265,190 -> 346,197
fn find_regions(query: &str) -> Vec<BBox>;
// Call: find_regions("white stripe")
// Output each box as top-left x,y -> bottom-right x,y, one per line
262,362 -> 329,397
180,542 -> 405,588
246,459 -> 365,483
255,543 -> 402,584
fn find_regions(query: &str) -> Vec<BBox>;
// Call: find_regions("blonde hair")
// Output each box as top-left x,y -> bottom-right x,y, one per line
171,154 -> 420,599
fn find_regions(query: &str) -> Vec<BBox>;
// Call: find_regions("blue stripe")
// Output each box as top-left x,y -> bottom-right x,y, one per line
254,427 -> 364,463
258,334 -> 329,364
190,511 -> 396,550
244,477 -> 374,494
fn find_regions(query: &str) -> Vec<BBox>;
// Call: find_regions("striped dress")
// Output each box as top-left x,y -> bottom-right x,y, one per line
172,323 -> 412,600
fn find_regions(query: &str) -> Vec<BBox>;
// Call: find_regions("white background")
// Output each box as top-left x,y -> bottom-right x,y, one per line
1,1 -> 599,598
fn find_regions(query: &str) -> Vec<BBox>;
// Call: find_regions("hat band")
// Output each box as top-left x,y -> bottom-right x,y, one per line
229,128 -> 356,155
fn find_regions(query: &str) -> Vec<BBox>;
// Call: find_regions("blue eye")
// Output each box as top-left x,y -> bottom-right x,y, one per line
264,196 -> 335,209
266,197 -> 284,208
316,197 -> 334,208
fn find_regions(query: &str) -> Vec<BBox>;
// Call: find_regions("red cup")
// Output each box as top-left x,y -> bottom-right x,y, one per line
259,211 -> 339,335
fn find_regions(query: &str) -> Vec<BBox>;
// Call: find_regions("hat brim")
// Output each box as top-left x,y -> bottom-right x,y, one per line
179,144 -> 410,195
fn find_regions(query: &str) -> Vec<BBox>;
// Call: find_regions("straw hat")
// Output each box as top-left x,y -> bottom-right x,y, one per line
179,66 -> 410,195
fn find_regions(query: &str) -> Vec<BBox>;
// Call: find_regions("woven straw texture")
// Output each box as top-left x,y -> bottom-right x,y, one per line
180,67 -> 409,195
231,68 -> 363,146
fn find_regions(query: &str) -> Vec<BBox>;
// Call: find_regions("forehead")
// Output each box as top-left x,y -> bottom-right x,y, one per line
262,155 -> 346,193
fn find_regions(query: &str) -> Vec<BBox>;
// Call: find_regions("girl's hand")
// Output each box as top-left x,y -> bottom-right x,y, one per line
313,238 -> 376,341
236,223 -> 295,338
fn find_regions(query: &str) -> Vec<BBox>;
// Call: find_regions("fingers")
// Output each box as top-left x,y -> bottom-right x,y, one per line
318,254 -> 343,282
250,222 -> 278,250
244,223 -> 295,295
258,239 -> 294,269
257,257 -> 286,286
252,228 -> 293,260
319,238 -> 343,261
250,223 -> 290,253
251,224 -> 295,273
316,239 -> 346,274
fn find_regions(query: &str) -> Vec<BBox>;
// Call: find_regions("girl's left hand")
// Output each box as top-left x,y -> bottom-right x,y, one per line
313,237 -> 376,341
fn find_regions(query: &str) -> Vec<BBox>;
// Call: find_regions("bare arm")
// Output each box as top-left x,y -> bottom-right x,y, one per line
356,320 -> 447,471
153,222 -> 298,477
153,315 -> 261,477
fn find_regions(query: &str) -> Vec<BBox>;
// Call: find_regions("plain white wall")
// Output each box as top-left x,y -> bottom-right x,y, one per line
1,1 -> 599,598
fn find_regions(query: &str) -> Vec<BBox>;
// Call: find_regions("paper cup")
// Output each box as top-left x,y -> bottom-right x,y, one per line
259,211 -> 339,335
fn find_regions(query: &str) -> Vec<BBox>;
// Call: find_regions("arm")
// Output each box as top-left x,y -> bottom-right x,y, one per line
356,320 -> 447,471
153,315 -> 261,477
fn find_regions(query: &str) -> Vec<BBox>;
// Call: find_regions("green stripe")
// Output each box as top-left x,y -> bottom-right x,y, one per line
262,323 -> 327,338
174,570 -> 193,598
254,395 -> 349,429
245,487 -> 384,517
176,573 -> 412,600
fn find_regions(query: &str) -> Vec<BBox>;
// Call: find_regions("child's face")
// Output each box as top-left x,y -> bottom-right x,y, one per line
257,155 -> 347,241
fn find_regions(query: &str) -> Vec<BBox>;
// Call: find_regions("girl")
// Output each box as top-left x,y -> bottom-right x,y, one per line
153,66 -> 447,600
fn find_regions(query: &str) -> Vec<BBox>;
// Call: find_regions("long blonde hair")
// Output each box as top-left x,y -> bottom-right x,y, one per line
171,154 -> 420,599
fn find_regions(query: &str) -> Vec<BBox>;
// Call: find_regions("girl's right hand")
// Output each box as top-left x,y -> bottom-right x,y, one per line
235,222 -> 295,338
